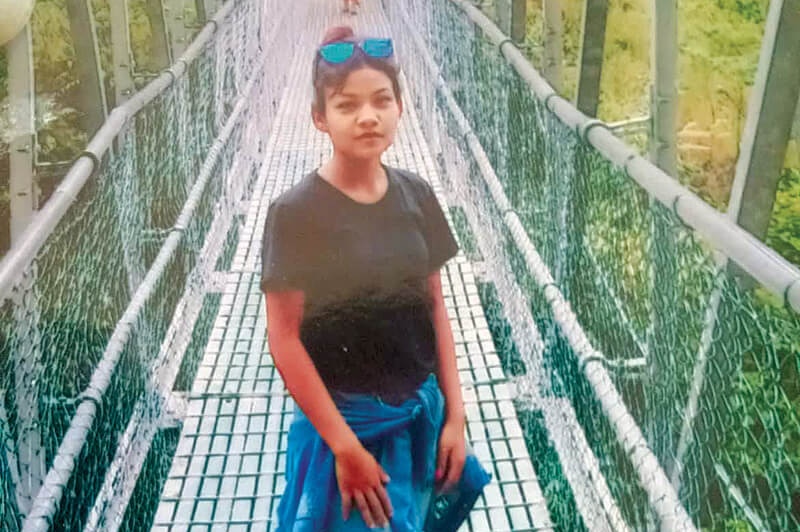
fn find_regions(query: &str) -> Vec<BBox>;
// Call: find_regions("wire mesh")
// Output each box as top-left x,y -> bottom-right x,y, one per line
0,0 -> 289,529
385,0 -> 800,530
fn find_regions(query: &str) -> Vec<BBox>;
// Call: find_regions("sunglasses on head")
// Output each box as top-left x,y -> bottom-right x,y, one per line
317,38 -> 395,65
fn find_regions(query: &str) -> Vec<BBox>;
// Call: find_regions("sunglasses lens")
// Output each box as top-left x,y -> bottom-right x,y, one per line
320,42 -> 355,64
363,38 -> 393,58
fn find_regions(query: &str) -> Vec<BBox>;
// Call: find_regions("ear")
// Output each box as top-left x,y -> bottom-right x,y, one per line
397,97 -> 404,118
311,104 -> 329,133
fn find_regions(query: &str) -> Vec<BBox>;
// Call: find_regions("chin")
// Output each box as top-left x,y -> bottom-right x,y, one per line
348,146 -> 390,160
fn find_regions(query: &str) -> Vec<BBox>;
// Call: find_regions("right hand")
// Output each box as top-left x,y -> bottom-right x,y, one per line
334,443 -> 394,528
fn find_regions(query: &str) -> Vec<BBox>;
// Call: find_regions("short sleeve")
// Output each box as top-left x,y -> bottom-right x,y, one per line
419,181 -> 459,272
260,201 -> 309,293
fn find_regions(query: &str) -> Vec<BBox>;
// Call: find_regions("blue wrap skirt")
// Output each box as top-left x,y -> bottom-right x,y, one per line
275,374 -> 491,531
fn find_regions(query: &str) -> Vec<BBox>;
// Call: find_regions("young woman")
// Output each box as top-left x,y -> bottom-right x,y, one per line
261,26 -> 490,531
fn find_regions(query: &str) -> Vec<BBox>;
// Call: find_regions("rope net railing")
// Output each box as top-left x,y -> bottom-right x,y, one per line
385,0 -> 800,530
0,0 -> 293,529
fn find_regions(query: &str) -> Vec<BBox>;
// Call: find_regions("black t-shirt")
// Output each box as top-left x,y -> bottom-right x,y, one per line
260,165 -> 459,398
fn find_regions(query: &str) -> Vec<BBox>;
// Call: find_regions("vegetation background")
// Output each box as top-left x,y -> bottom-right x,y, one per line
0,0 -> 201,255
0,0 -> 797,262
1,0 -> 797,264
510,0 -> 799,267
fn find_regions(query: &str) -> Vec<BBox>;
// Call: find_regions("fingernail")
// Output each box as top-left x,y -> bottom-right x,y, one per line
435,469 -> 443,480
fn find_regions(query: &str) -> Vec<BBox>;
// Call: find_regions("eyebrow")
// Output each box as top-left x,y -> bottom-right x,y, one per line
335,88 -> 392,98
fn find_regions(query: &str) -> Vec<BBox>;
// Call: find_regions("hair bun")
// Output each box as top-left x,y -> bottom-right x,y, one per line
321,25 -> 355,45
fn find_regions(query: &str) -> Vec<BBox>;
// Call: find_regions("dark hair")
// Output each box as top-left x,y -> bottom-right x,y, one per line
312,25 -> 402,113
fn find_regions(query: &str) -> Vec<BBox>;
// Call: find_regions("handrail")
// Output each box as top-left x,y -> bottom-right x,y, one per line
23,66 -> 262,532
0,1 -> 236,304
448,0 -> 800,314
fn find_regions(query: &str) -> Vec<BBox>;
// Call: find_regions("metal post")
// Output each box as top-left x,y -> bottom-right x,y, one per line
726,0 -> 800,240
7,25 -> 44,516
200,0 -> 222,22
647,0 -> 678,475
64,0 -> 108,137
650,0 -> 677,176
11,263 -> 45,517
511,0 -> 526,42
163,0 -> 189,61
195,0 -> 207,23
575,0 -> 609,117
794,95 -> 800,140
496,0 -> 527,43
7,24 -> 37,245
543,0 -> 563,93
0,393 -> 23,524
109,0 -> 135,111
144,0 -> 172,69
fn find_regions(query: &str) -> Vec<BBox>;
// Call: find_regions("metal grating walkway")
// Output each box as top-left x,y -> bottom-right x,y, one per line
152,2 -> 553,531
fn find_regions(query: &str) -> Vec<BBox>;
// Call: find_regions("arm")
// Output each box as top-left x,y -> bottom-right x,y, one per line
427,270 -> 467,493
266,290 -> 360,455
265,290 -> 393,527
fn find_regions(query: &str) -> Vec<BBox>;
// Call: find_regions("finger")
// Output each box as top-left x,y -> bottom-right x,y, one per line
376,484 -> 394,519
379,466 -> 391,484
443,453 -> 465,492
365,489 -> 388,527
354,490 -> 374,528
341,491 -> 353,521
443,448 -> 466,492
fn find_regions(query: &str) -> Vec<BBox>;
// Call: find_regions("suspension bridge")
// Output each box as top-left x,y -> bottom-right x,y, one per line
1,0 -> 799,531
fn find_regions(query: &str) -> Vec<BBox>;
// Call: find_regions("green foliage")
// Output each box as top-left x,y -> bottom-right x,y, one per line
714,0 -> 769,23
518,0 -> 799,268
0,51 -> 7,102
31,1 -> 76,95
6,0 -> 175,163
766,169 -> 800,266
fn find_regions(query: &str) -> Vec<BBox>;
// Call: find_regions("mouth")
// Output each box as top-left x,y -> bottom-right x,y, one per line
356,133 -> 383,140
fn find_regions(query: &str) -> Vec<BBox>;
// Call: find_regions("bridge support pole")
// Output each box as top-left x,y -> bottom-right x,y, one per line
10,264 -> 45,517
650,0 -> 677,176
6,24 -> 45,518
7,24 -> 38,245
647,0 -> 678,478
543,0 -> 563,93
726,0 -> 800,242
575,0 -> 608,117
144,0 -> 172,70
198,0 -> 222,23
794,95 -> 800,141
109,0 -> 135,111
162,0 -> 189,61
65,0 -> 109,137
496,0 -> 527,43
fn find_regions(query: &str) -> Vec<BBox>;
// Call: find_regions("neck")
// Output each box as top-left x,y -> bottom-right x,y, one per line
324,153 -> 384,187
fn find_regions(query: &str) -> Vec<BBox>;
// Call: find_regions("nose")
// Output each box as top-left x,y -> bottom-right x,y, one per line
356,105 -> 379,127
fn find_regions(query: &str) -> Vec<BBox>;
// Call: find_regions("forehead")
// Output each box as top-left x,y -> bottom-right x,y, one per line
326,67 -> 394,98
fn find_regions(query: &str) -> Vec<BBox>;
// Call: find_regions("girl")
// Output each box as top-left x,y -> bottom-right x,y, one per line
261,26 -> 490,531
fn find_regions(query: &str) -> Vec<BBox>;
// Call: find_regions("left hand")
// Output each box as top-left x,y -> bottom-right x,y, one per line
435,418 -> 467,494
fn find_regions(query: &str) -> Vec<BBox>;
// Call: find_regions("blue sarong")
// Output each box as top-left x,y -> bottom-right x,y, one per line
276,374 -> 491,531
